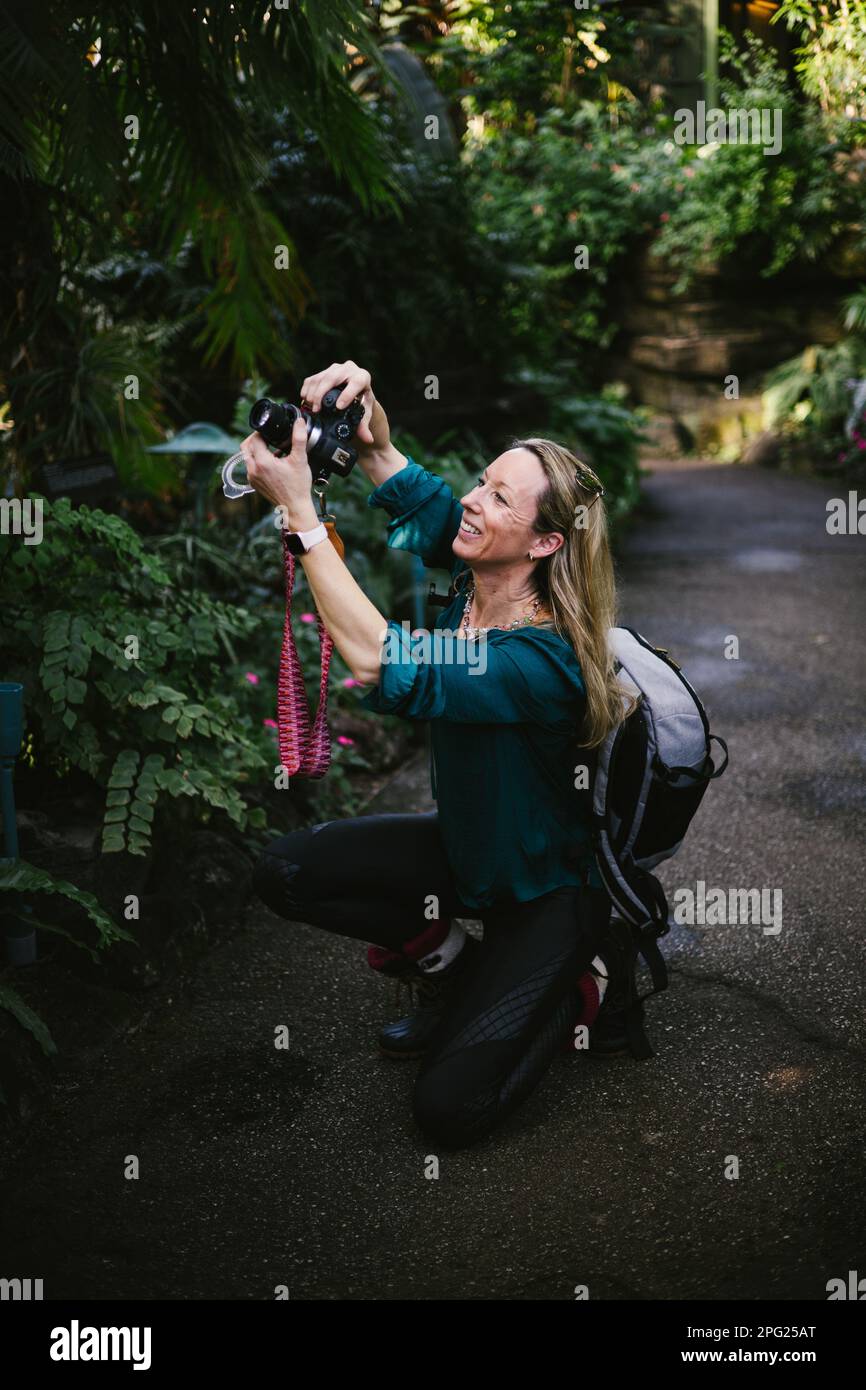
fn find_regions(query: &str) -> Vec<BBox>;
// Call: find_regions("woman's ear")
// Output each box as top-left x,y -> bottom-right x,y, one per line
534,530 -> 565,557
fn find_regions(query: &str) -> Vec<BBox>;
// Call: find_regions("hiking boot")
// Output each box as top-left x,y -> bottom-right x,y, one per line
587,916 -> 653,1060
377,933 -> 482,1059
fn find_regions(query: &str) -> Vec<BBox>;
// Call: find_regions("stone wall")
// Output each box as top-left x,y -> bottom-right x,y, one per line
615,243 -> 859,456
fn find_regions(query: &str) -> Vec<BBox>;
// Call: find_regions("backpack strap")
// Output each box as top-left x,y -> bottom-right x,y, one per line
603,911 -> 665,1061
655,733 -> 729,784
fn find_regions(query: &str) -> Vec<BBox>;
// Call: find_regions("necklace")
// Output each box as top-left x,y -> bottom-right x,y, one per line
461,584 -> 543,638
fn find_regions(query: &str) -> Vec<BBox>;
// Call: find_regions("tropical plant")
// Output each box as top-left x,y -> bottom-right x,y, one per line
0,858 -> 141,1089
653,31 -> 866,291
762,333 -> 866,479
774,0 -> 866,120
466,104 -> 676,377
0,497 -> 279,854
0,0 -> 402,488
394,0 -> 674,123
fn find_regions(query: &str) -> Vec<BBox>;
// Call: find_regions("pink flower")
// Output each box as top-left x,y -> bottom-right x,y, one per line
532,203 -> 545,216
838,451 -> 847,461
684,166 -> 695,179
299,612 -> 316,623
630,183 -> 641,194
342,677 -> 361,688
611,163 -> 623,173
244,671 -> 260,685
858,440 -> 866,451
567,211 -> 579,223
660,212 -> 670,222
263,718 -> 278,729
337,735 -> 355,746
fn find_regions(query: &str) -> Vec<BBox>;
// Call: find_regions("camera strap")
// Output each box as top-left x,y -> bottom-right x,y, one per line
276,517 -> 344,779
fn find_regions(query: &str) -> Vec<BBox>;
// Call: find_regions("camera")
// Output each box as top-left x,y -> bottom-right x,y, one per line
221,382 -> 365,500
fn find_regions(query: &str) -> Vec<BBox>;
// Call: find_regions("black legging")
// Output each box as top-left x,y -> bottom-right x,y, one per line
252,811 -> 611,1150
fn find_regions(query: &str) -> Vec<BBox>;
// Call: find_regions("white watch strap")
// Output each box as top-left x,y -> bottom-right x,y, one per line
295,522 -> 329,552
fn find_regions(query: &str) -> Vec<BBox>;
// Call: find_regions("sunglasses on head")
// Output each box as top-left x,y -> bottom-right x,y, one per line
575,470 -> 604,506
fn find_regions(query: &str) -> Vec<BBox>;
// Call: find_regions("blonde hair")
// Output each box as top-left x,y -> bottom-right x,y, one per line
506,436 -> 637,748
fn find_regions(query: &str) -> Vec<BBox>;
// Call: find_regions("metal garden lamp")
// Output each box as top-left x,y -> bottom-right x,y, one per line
147,422 -> 243,532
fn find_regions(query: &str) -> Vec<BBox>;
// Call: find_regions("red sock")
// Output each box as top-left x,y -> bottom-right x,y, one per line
367,918 -> 451,975
560,971 -> 601,1053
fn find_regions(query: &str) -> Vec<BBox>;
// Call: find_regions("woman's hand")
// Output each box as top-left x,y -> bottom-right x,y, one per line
241,415 -> 316,527
300,359 -> 391,458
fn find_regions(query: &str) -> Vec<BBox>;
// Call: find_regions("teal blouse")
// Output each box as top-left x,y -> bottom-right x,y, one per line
360,458 -> 603,907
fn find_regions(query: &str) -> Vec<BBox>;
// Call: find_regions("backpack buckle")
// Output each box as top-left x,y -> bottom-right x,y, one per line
654,645 -> 681,670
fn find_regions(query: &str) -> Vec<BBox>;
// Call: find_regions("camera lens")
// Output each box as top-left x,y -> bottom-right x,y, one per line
249,398 -> 303,454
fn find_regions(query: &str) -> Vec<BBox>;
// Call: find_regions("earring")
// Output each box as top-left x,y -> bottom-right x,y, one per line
528,551 -> 535,561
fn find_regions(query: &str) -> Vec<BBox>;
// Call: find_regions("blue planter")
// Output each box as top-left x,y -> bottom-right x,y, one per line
0,682 -> 23,761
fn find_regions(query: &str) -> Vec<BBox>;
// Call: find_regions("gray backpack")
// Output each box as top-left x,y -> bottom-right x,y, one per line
591,628 -> 729,1056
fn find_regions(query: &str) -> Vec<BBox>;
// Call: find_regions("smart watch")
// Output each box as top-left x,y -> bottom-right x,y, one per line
283,522 -> 329,556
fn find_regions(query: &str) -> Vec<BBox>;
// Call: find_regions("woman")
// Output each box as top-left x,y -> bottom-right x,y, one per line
244,360 -> 636,1151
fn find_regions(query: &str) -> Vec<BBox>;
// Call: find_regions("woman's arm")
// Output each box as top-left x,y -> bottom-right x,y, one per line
368,464 -> 466,576
242,360 -> 464,683
300,360 -> 465,570
279,495 -> 388,685
242,416 -> 389,686
358,441 -> 408,489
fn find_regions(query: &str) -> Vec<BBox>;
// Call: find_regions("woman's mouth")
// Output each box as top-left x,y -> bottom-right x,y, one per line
459,518 -> 482,537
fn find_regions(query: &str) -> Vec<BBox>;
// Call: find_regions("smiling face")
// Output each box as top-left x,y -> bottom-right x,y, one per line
453,447 -> 563,568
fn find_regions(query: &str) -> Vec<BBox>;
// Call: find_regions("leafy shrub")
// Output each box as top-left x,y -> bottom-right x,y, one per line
654,33 -> 866,291
0,495 -> 404,859
466,105 -> 677,377
763,333 -> 866,481
0,859 -> 138,1074
0,498 -> 275,853
775,0 -> 866,121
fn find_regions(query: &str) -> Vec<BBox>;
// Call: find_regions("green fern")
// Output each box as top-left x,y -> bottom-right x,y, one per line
1,499 -> 273,851
0,982 -> 58,1060
0,859 -> 134,951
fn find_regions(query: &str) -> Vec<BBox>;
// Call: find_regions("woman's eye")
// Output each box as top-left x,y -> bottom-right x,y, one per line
477,475 -> 504,503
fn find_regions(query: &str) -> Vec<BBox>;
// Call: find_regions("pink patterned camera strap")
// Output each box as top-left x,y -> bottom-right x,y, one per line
276,529 -> 337,779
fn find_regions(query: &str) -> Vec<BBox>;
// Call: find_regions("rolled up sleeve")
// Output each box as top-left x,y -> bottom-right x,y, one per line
367,460 -> 465,574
